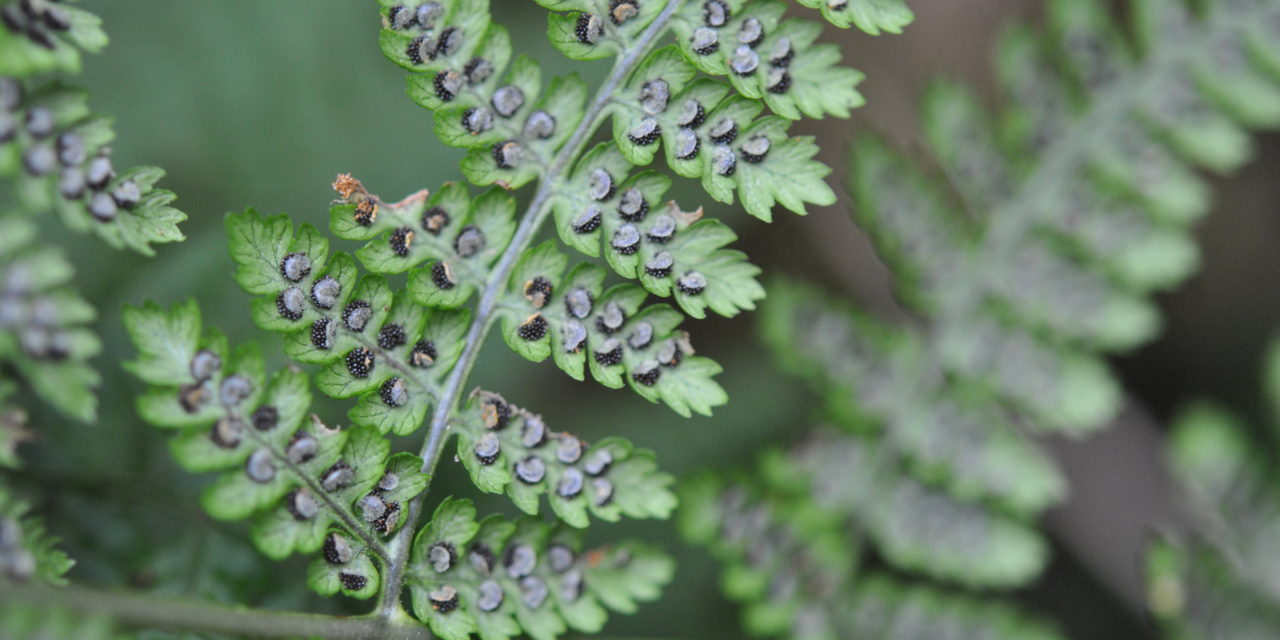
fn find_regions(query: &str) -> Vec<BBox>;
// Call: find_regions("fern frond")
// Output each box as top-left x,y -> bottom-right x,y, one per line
761,282 -> 1065,519
0,1 -> 107,76
0,485 -> 74,586
847,0 -> 1280,434
1144,340 -> 1280,638
0,80 -> 186,254
0,382 -> 26,469
779,429 -> 1047,588
548,146 -> 764,318
124,300 -> 431,600
0,2 -> 184,428
500,242 -> 728,416
681,446 -> 1062,639
539,0 -> 668,61
1149,417 -> 1280,637
456,390 -> 676,528
0,215 -> 99,421
122,297 -> 679,637
1147,536 -> 1280,640
407,497 -> 673,640
0,371 -> 72,588
792,0 -> 913,33
608,47 -> 837,219
666,1 -> 865,119
99,0 -> 907,633
697,1 -> 1280,632
227,208 -> 472,436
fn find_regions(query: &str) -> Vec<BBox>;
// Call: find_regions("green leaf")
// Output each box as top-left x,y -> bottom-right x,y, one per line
684,459 -> 1061,639
0,486 -> 74,585
844,576 -> 1064,639
543,1 -> 665,61
125,300 -> 436,602
671,1 -> 866,118
672,0 -> 785,80
227,209 -> 329,297
487,241 -> 725,414
0,5 -> 106,76
379,0 -> 492,74
228,209 -> 451,435
122,299 -> 202,387
402,21 -> 510,112
1166,402 -> 1253,511
341,180 -> 466,265
457,70 -> 590,190
3,85 -> 185,254
546,12 -> 613,62
435,54 -> 543,150
730,115 -> 834,221
793,0 -> 914,34
453,391 -> 676,527
499,242 -> 567,363
610,47 -> 699,166
547,264 -> 603,381
308,532 -> 382,600
406,498 -> 674,640
403,187 -> 517,308
764,20 -> 865,119
552,143 -> 632,257
0,223 -> 100,421
548,145 -> 762,317
1144,535 -> 1280,639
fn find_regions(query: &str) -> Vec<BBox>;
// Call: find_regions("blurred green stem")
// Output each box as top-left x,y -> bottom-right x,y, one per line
0,582 -> 433,639
373,0 -> 685,621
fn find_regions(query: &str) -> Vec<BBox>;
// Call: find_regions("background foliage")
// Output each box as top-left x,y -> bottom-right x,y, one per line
7,1 -> 1280,639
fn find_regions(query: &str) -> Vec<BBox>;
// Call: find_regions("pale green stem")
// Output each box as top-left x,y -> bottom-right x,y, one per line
0,582 -> 433,640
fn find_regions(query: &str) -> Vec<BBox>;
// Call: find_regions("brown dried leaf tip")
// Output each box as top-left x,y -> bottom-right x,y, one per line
664,201 -> 704,226
332,173 -> 366,202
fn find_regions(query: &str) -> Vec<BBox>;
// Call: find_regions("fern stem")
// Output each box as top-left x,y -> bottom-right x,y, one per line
0,582 -> 433,640
374,0 -> 685,620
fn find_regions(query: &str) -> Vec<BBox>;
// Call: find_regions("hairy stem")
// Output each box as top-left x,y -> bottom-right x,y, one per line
374,0 -> 685,620
0,582 -> 432,640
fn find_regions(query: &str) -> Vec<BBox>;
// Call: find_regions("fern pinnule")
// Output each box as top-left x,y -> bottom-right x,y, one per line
1145,338 -> 1280,638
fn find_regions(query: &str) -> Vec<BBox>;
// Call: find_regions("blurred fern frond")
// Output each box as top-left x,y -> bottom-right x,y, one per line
1146,338 -> 1280,639
689,0 -> 1280,636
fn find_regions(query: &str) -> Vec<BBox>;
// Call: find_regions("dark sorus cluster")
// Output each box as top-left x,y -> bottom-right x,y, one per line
0,77 -> 184,254
1,78 -> 135,222
454,391 -> 673,527
407,498 -> 672,634
125,299 -> 437,600
0,241 -> 74,362
574,0 -> 643,45
0,0 -> 71,51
